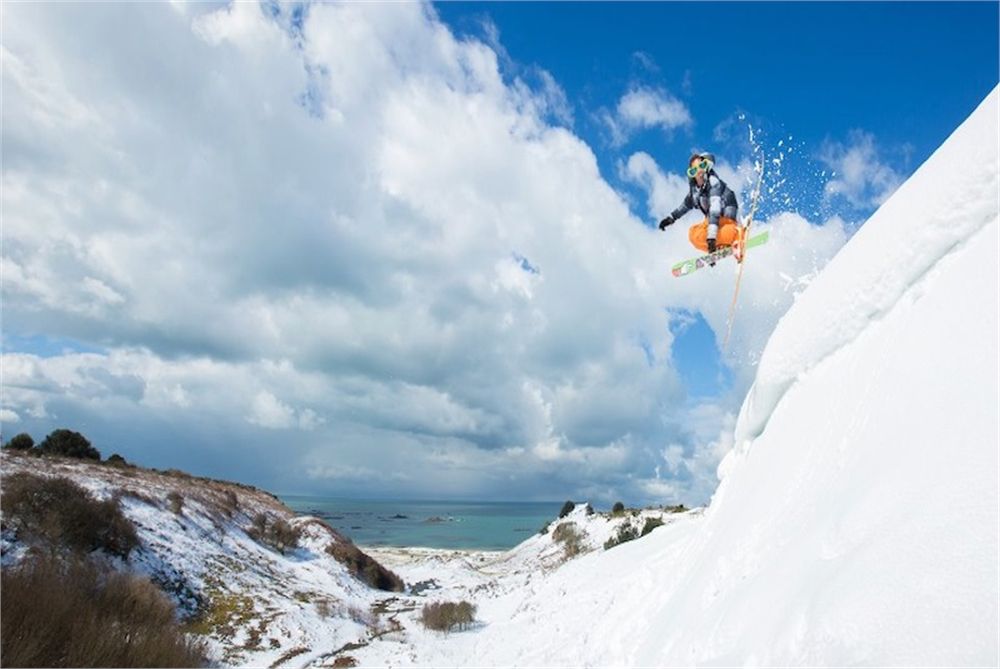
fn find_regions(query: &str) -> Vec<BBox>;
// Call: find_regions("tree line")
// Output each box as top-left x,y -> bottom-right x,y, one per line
2,428 -> 124,463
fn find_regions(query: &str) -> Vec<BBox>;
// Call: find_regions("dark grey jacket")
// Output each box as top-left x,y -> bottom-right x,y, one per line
668,172 -> 739,241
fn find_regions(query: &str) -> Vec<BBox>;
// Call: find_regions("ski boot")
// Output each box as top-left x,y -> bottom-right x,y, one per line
732,224 -> 747,263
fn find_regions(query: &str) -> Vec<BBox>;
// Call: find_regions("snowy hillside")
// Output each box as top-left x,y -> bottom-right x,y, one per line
0,450 -> 405,667
341,87 -> 1000,666
1,449 -> 678,667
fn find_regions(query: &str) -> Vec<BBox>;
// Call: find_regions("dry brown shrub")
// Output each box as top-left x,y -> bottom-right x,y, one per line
419,600 -> 477,632
325,541 -> 404,592
246,513 -> 302,554
1,472 -> 139,559
1,554 -> 207,667
552,521 -> 585,558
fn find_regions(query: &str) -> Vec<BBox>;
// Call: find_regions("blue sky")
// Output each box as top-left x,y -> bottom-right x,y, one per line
437,2 -> 998,217
439,2 -> 998,148
2,1 -> 997,507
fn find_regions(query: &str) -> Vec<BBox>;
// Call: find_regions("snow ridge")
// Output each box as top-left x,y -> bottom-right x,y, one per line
735,86 -> 1000,450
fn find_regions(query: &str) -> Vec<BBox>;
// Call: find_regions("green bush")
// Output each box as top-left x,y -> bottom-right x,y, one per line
1,472 -> 139,559
420,600 -> 477,632
38,428 -> 101,460
611,501 -> 626,516
558,500 -> 575,518
106,453 -> 130,467
4,432 -> 35,451
640,516 -> 665,537
1,553 -> 206,667
603,523 -> 639,550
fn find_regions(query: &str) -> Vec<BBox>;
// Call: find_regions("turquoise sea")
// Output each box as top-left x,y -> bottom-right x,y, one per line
279,496 -> 563,551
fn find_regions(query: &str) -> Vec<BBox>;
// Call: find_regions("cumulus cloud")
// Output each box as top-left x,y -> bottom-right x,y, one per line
621,151 -> 690,222
248,390 -> 323,430
819,129 -> 904,209
1,1 -> 847,506
602,85 -> 692,147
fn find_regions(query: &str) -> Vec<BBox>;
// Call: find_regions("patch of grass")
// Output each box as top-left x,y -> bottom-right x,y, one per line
117,486 -> 160,508
272,646 -> 310,667
187,589 -> 257,637
187,570 -> 257,639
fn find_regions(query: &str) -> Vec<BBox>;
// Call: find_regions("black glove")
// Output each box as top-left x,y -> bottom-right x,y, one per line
658,215 -> 674,231
707,238 -> 717,253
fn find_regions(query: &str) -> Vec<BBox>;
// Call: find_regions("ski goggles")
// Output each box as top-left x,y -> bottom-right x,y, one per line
687,159 -> 711,178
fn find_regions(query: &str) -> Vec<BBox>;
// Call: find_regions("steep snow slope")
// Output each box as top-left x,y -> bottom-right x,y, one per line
353,86 -> 999,667
667,84 -> 1000,667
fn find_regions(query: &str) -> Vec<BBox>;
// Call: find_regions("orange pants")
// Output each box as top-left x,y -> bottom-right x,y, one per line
689,217 -> 741,252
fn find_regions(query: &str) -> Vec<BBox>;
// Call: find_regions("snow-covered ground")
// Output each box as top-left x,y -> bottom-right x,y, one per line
3,85 -> 997,668
0,449 -> 683,667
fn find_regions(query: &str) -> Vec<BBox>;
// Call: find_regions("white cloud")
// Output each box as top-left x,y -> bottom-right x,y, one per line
631,51 -> 660,74
621,151 -> 691,221
603,85 -> 692,146
819,129 -> 904,209
248,390 -> 316,430
618,87 -> 691,130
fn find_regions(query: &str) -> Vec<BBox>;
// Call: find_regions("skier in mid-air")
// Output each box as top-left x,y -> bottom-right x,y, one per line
658,152 -> 745,260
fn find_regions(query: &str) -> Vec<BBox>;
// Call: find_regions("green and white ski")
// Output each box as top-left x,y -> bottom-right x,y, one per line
670,231 -> 769,278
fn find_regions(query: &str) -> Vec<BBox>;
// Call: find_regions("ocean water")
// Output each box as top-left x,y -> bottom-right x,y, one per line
279,496 -> 563,551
